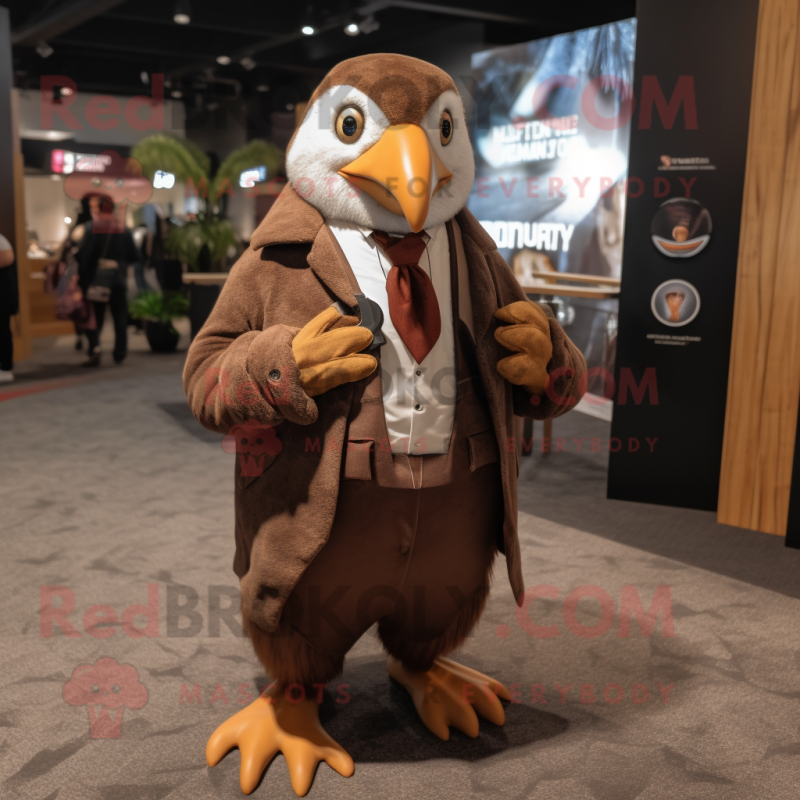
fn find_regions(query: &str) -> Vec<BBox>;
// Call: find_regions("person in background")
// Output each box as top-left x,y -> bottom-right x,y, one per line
60,197 -> 93,351
76,195 -> 141,367
0,233 -> 16,383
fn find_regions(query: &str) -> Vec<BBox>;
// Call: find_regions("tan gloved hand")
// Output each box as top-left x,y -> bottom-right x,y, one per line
292,307 -> 377,397
494,300 -> 553,395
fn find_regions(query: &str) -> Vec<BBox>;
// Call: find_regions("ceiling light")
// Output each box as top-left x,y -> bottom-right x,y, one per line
286,103 -> 294,111
174,0 -> 191,24
344,22 -> 360,36
256,84 -> 269,92
59,86 -> 73,97
140,71 -> 150,85
240,56 -> 256,71
216,55 -> 231,65
301,25 -> 315,35
36,41 -> 54,58
64,216 -> 72,224
171,90 -> 183,99
20,129 -> 74,141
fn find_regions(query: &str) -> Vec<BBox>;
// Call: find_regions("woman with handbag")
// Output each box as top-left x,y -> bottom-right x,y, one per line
76,195 -> 142,367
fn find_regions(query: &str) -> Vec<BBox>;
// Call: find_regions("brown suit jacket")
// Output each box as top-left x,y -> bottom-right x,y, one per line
183,185 -> 586,633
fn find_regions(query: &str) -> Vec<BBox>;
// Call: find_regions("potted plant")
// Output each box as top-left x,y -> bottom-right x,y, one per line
131,135 -> 283,337
128,291 -> 190,353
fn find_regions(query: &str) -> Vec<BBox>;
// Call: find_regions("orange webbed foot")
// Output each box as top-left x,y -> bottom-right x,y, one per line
387,656 -> 511,740
206,685 -> 354,796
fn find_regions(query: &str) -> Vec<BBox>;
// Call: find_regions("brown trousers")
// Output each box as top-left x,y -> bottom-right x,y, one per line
245,457 -> 501,687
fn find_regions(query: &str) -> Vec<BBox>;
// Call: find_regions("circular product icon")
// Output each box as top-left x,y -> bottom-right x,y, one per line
651,279 -> 700,327
650,198 -> 712,258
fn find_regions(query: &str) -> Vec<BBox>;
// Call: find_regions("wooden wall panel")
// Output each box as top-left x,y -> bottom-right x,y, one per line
718,0 -> 800,534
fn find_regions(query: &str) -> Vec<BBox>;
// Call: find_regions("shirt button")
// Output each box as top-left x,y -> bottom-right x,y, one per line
268,369 -> 281,382
414,403 -> 422,411
415,370 -> 421,376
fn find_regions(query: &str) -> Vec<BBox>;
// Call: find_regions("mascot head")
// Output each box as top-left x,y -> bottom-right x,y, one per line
286,53 -> 474,234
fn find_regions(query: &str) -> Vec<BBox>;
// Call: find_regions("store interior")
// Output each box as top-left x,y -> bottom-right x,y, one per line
1,1 -> 799,799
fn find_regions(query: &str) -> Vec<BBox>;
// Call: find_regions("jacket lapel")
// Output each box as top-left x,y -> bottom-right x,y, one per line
455,207 -> 500,343
250,183 -> 357,310
307,225 -> 358,311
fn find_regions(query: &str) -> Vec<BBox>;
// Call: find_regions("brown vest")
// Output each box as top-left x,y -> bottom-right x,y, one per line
340,221 -> 500,490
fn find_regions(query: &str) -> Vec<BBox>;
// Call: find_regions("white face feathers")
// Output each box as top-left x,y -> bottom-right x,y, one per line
286,85 -> 475,233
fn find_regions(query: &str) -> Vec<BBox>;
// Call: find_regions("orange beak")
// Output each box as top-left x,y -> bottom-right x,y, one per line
338,124 -> 453,232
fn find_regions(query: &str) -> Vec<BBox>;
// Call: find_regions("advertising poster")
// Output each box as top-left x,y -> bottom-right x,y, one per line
607,0 -> 761,511
467,20 -> 637,381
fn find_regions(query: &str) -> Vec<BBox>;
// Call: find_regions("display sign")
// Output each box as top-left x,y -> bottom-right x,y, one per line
467,20 -> 636,377
153,169 -> 176,189
239,165 -> 266,188
607,0 -> 761,510
51,149 -> 113,174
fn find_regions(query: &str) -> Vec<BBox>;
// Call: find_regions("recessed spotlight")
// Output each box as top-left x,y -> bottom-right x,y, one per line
140,71 -> 150,85
59,86 -> 73,96
216,55 -> 231,65
286,103 -> 294,111
174,0 -> 191,24
301,25 -> 315,35
344,22 -> 360,36
171,90 -> 183,99
256,84 -> 269,92
64,216 -> 72,224
240,56 -> 256,71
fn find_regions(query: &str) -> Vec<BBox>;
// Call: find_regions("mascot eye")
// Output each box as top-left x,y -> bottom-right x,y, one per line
440,110 -> 453,146
336,106 -> 364,143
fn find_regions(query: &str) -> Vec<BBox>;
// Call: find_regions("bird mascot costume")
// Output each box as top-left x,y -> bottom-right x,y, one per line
184,53 -> 585,795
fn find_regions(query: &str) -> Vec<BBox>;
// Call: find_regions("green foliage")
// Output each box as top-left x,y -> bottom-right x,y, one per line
130,134 -> 210,185
166,217 -> 238,272
211,139 -> 284,199
130,134 -> 284,272
128,291 -> 190,322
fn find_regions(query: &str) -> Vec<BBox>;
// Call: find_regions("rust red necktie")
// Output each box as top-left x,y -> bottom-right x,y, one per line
372,230 -> 441,364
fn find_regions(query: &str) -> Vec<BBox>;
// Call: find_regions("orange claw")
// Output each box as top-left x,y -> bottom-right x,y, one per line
387,656 -> 510,741
206,685 -> 354,796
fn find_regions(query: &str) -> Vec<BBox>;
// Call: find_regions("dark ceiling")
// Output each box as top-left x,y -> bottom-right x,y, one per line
6,0 -> 636,134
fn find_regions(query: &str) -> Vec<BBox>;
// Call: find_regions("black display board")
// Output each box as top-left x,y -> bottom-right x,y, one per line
607,0 -> 761,511
786,401 -> 800,549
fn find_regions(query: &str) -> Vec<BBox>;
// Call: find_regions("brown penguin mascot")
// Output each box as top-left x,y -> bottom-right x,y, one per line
184,53 -> 586,795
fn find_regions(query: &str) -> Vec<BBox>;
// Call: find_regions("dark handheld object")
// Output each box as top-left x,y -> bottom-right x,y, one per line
354,293 -> 386,353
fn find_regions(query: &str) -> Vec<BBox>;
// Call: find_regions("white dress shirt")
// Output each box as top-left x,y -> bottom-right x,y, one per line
327,221 -> 457,455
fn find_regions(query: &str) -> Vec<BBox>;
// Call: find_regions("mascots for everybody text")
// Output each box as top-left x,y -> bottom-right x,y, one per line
185,53 -> 586,795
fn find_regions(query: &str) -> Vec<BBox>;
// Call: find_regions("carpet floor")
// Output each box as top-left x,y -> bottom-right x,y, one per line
1,359 -> 799,800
